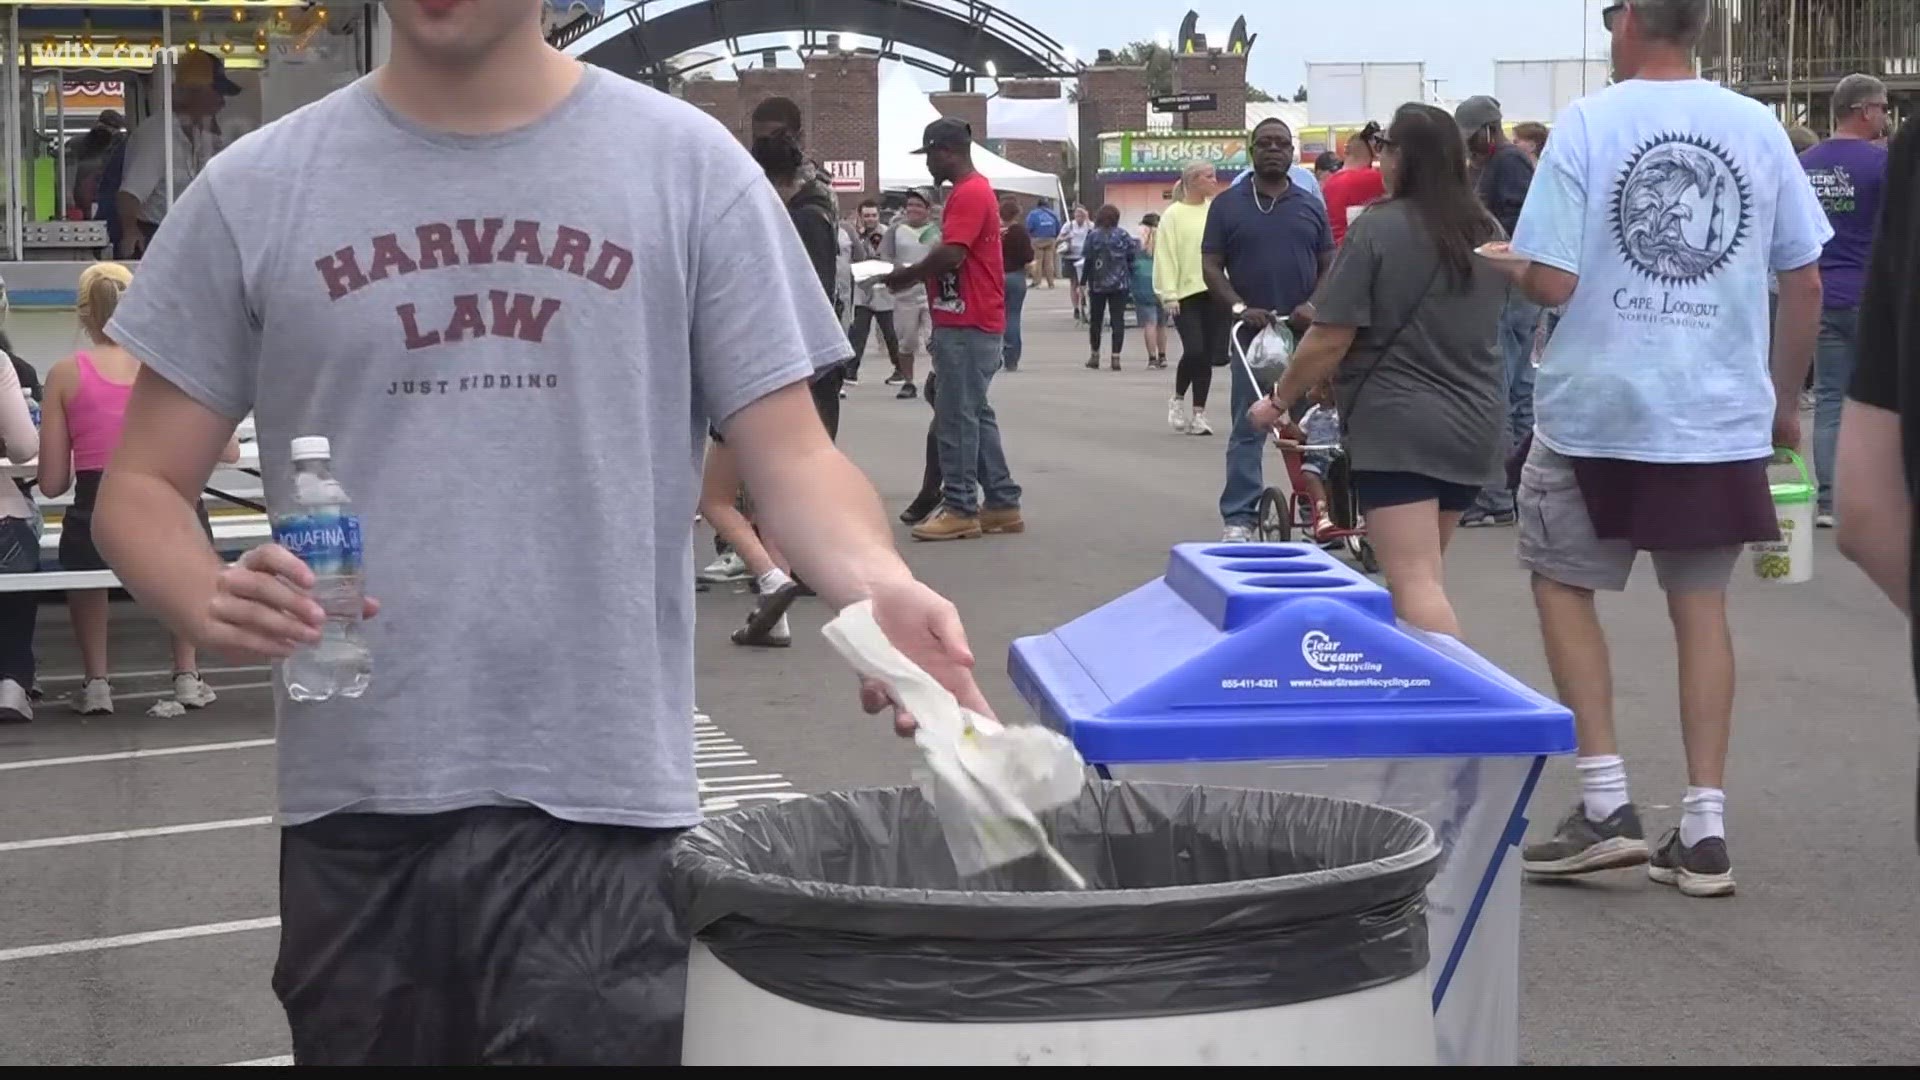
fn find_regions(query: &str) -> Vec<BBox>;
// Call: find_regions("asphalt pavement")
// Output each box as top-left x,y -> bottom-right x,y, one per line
0,292 -> 1915,1065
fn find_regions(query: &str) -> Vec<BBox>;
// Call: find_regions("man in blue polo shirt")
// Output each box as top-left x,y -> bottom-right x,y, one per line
1025,198 -> 1063,288
1205,117 -> 1334,542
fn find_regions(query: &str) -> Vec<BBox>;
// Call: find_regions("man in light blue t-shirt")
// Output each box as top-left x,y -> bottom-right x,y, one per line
1491,0 -> 1829,899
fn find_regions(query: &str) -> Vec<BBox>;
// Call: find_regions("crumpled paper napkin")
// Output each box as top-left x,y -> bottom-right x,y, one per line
822,600 -> 1087,888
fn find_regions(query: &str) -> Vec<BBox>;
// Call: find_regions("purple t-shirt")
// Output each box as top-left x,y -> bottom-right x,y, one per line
1800,138 -> 1889,309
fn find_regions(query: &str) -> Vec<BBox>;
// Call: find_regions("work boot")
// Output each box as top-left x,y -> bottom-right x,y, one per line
980,507 -> 1026,535
911,507 -> 983,542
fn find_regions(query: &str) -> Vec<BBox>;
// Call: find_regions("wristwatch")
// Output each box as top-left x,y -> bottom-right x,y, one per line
1231,302 -> 1247,316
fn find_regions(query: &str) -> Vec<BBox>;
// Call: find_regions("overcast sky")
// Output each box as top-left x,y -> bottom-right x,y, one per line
991,0 -> 1610,99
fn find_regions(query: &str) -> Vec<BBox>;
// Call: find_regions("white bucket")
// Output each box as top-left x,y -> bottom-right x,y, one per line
680,941 -> 1438,1065
1747,449 -> 1813,585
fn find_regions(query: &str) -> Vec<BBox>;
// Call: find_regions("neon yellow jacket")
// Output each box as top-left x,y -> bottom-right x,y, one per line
1153,197 -> 1212,306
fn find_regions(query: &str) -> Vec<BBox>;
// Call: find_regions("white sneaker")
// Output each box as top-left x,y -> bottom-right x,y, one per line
0,678 -> 31,724
70,678 -> 113,716
1188,411 -> 1214,436
1815,512 -> 1836,529
1167,396 -> 1189,433
1221,525 -> 1256,543
698,551 -> 749,583
173,672 -> 218,709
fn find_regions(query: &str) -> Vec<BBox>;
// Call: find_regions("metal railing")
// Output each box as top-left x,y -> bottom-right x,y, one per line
1700,0 -> 1920,89
546,0 -> 1076,78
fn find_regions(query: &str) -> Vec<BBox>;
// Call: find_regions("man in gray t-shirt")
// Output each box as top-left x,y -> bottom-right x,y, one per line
91,0 -> 987,1065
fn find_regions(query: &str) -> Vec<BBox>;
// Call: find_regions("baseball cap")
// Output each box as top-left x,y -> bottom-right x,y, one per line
1454,95 -> 1503,136
176,49 -> 242,97
910,117 -> 973,155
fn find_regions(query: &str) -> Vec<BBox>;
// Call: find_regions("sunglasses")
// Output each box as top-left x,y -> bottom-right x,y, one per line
1601,2 -> 1626,32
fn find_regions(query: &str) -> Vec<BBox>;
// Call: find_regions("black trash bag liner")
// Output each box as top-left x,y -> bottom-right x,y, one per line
673,780 -> 1441,1022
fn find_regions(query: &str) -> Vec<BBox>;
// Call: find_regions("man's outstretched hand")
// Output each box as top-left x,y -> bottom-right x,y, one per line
857,577 -> 992,736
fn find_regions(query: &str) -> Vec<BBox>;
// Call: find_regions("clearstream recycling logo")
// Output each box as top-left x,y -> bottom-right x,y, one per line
1301,630 -> 1381,675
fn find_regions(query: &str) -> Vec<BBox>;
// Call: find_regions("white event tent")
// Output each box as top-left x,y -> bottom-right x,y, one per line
876,65 -> 1064,204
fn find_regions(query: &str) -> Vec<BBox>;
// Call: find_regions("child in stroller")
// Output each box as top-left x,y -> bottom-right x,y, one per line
1252,382 -> 1379,571
1277,383 -> 1343,542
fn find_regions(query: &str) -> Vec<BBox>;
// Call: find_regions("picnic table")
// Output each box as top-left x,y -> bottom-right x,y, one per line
3,443 -> 263,512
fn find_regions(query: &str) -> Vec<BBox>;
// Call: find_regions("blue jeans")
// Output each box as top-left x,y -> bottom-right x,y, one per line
931,327 -> 1022,516
1220,351 -> 1265,527
1814,306 -> 1859,515
1470,291 -> 1545,516
1003,273 -> 1028,370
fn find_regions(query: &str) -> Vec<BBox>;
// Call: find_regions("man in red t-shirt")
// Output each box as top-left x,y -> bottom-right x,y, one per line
884,118 -> 1024,541
1319,122 -> 1388,245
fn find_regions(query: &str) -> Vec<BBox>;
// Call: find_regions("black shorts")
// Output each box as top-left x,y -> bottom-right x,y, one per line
59,470 -> 212,572
274,806 -> 687,1065
1351,470 -> 1482,513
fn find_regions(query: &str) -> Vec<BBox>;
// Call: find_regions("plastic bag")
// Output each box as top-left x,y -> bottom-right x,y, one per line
672,781 -> 1442,1022
821,601 -> 1086,886
1240,322 -> 1296,393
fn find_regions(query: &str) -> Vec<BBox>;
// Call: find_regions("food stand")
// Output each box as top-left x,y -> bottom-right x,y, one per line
0,1 -> 371,306
1096,129 -> 1251,227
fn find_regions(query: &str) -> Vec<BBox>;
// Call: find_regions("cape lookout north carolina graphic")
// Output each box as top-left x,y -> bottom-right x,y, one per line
1608,133 -> 1753,329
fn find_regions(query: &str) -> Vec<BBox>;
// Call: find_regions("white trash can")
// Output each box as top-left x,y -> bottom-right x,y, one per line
674,782 -> 1443,1066
1010,543 -> 1578,1065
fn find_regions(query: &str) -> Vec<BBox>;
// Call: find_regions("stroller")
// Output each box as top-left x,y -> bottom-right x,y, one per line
1229,322 -> 1379,573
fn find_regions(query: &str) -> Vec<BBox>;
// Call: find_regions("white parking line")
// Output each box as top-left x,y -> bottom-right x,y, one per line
0,817 -> 274,854
223,1056 -> 292,1066
113,681 -> 275,705
38,665 -> 271,686
0,739 -> 277,772
0,917 -> 280,964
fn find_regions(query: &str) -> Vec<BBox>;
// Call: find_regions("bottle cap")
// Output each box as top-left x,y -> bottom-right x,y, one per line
290,436 -> 331,462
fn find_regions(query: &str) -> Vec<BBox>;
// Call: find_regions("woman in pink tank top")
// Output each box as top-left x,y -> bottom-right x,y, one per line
36,262 -> 237,716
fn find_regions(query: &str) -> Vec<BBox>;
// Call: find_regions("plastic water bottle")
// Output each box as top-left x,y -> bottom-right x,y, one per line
23,390 -> 39,428
272,436 -> 370,702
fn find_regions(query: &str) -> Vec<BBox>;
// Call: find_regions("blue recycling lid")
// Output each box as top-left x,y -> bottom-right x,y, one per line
1009,544 -> 1575,764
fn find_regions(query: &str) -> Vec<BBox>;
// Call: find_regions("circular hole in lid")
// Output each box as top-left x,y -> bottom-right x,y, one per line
1228,561 -> 1327,574
1200,545 -> 1313,559
1240,576 -> 1351,590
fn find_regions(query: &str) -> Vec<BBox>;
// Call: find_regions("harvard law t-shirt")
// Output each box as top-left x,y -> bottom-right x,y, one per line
1512,78 -> 1831,463
930,170 -> 1006,334
107,66 -> 852,827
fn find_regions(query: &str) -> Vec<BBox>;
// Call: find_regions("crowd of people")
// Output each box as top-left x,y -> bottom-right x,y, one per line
1237,0 -> 1894,898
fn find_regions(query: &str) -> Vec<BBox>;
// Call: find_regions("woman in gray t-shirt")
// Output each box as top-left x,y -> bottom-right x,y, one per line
1253,102 -> 1507,637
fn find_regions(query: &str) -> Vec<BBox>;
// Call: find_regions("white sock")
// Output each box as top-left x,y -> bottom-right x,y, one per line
1680,786 -> 1726,846
1577,755 -> 1629,822
757,568 -> 792,594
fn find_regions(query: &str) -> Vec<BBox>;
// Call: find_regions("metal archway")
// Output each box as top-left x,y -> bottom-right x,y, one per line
550,0 -> 1077,85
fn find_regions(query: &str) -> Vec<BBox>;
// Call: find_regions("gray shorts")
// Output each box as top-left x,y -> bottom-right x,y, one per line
1517,443 -> 1740,593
